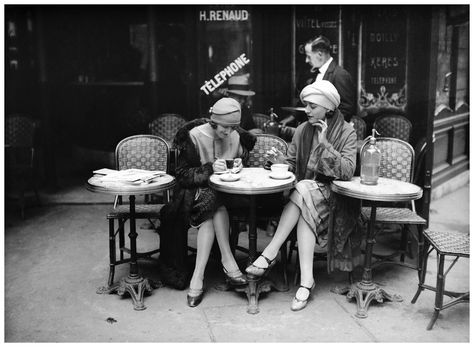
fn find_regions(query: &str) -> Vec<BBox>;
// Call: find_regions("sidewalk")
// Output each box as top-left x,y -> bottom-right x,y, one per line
4,182 -> 470,342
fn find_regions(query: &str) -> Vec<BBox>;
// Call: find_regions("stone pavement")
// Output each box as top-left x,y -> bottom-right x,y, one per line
4,180 -> 470,342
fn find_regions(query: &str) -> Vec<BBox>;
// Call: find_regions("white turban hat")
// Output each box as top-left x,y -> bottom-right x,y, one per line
300,80 -> 340,111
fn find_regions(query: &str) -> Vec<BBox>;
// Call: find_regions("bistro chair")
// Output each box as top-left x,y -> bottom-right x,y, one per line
148,113 -> 187,146
252,113 -> 271,132
360,137 -> 427,273
104,134 -> 171,288
5,114 -> 41,218
228,134 -> 291,286
373,114 -> 412,143
149,113 -> 186,175
351,115 -> 367,141
411,229 -> 469,330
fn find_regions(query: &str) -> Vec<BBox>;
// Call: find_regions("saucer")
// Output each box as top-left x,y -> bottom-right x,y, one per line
269,172 -> 292,180
213,170 -> 230,175
220,173 -> 240,182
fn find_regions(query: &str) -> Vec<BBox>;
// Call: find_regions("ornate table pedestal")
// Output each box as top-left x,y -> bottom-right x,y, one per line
331,177 -> 422,318
87,174 -> 175,310
210,167 -> 295,314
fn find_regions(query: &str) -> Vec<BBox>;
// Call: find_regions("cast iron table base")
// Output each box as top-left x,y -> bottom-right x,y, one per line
97,275 -> 154,311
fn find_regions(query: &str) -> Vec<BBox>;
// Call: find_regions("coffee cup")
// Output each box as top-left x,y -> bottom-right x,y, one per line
225,159 -> 235,170
271,163 -> 289,176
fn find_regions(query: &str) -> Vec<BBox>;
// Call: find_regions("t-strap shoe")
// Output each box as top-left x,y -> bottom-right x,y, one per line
187,287 -> 204,308
223,267 -> 248,286
245,254 -> 277,278
290,282 -> 316,311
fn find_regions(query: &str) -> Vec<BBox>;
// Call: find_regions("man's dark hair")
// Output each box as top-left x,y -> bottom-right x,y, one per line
299,35 -> 331,55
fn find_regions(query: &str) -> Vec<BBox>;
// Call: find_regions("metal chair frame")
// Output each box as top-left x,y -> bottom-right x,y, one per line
105,134 -> 171,288
411,229 -> 469,330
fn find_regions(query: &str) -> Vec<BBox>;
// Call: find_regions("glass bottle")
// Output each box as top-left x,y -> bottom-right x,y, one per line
360,129 -> 381,185
265,107 -> 280,136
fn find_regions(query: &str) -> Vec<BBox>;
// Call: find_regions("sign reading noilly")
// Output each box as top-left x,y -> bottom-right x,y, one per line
200,53 -> 250,95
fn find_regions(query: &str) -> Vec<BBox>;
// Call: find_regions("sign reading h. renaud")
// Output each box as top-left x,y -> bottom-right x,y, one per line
199,10 -> 249,21
200,53 -> 250,95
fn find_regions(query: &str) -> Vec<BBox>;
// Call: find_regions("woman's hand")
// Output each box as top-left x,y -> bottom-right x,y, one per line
315,119 -> 328,145
212,159 -> 227,172
265,147 -> 286,164
232,158 -> 243,173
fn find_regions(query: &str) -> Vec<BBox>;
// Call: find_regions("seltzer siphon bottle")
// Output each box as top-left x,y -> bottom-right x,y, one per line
360,128 -> 381,185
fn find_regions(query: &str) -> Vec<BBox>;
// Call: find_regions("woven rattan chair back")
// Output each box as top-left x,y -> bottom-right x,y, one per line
252,113 -> 271,131
248,134 -> 288,168
367,137 -> 415,183
373,114 -> 412,142
6,114 -> 37,147
351,115 -> 367,141
115,135 -> 170,173
149,114 -> 187,145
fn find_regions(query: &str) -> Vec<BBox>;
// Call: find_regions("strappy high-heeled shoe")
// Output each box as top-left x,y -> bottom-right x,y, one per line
245,254 -> 277,278
290,281 -> 316,311
187,287 -> 204,307
223,267 -> 248,286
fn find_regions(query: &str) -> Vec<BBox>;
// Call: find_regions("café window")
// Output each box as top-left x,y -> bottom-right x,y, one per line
359,7 -> 408,113
293,5 -> 341,101
197,5 -> 253,114
448,21 -> 469,112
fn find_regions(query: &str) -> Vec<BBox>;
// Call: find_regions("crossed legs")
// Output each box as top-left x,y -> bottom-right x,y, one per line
189,206 -> 243,291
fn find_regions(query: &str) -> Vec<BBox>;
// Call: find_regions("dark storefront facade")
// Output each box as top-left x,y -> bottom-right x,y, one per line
5,5 -> 469,220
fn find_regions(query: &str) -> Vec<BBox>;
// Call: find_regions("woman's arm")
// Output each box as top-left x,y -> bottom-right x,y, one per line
175,138 -> 214,189
307,128 -> 357,180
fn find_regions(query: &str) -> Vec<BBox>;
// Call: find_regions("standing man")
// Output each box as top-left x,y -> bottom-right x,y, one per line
282,35 -> 356,125
224,74 -> 262,134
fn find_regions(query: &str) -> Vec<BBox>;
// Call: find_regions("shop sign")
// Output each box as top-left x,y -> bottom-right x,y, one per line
360,8 -> 407,110
199,9 -> 249,21
200,53 -> 250,95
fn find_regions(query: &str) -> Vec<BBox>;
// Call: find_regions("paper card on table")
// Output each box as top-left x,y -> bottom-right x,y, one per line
95,168 -> 166,184
93,168 -> 118,176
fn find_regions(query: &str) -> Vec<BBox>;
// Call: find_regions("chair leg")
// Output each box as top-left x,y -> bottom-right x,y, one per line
400,225 -> 408,262
229,219 -> 240,256
280,242 -> 288,288
108,218 -> 116,287
293,250 -> 300,286
288,238 -> 297,264
119,219 -> 126,260
411,238 -> 430,304
416,226 -> 425,283
427,253 -> 446,330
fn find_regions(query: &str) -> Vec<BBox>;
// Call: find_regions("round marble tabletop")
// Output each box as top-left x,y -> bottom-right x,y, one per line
86,174 -> 175,196
209,167 -> 296,195
331,176 -> 422,202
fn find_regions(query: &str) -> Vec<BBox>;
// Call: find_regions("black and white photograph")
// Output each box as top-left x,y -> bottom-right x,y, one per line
3,2 -> 470,343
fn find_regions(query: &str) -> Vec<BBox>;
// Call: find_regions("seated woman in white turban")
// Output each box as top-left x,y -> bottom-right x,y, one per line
245,80 -> 360,311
